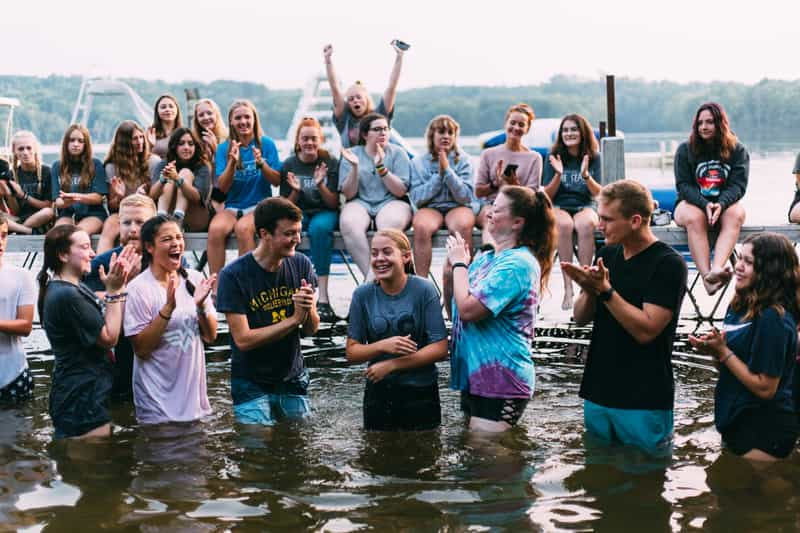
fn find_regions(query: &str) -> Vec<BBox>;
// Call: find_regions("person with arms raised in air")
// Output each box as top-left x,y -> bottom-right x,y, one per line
323,40 -> 406,149
447,186 -> 556,433
125,215 -> 217,425
98,121 -> 160,253
346,229 -> 448,431
207,100 -> 281,288
339,113 -> 411,280
280,117 -> 340,323
674,102 -> 748,295
147,94 -> 182,159
475,103 -> 542,246
38,225 -> 138,439
542,114 -> 602,310
50,124 -> 109,236
216,198 -> 318,426
1,131 -> 54,235
192,98 -> 228,216
690,233 -> 799,462
85,194 -> 156,401
150,128 -> 212,231
563,180 -> 688,455
0,213 -> 36,404
410,115 -> 476,317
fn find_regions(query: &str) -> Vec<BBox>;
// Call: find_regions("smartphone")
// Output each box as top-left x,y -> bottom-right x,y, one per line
503,164 -> 518,178
392,39 -> 411,51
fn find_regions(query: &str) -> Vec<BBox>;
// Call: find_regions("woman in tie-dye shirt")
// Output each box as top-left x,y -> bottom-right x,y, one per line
446,186 -> 556,432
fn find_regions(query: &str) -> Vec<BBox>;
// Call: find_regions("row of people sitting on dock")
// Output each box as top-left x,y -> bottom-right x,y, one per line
1,179 -> 797,464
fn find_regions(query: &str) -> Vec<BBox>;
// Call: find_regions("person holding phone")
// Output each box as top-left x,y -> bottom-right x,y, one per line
475,104 -> 542,246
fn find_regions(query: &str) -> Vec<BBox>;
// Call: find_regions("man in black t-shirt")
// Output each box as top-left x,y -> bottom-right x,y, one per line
563,180 -> 687,454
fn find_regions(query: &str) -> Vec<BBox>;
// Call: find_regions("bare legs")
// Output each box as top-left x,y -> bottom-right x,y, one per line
554,208 -> 598,310
207,210 -> 256,286
340,200 -> 411,279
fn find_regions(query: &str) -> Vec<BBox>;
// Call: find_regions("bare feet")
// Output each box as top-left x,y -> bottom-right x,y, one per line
703,268 -> 732,295
562,291 -> 574,311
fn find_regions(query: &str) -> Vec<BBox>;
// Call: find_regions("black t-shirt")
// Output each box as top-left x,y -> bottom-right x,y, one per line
279,154 -> 339,214
14,166 -> 52,218
579,241 -> 688,410
216,252 -> 317,404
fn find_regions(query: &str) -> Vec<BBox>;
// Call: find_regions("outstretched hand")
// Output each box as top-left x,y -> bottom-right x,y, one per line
561,257 -> 610,295
445,232 -> 471,265
194,274 -> 216,309
549,154 -> 564,175
99,244 -> 141,293
341,148 -> 359,166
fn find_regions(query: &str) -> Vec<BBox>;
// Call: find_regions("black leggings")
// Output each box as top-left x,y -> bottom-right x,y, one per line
363,381 -> 441,431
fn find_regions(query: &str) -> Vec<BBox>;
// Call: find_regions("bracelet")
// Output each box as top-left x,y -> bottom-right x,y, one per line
719,351 -> 734,364
159,173 -> 168,185
452,262 -> 468,271
176,177 -> 185,187
104,292 -> 128,303
158,310 -> 171,321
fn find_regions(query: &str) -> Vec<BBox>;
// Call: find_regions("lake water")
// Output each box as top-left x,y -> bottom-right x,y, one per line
1,149 -> 800,531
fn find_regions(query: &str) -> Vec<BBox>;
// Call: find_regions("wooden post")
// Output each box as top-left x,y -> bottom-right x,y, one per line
599,121 -> 607,140
606,75 -> 616,137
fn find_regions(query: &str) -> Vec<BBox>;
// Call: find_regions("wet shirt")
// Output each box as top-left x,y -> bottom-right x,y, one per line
337,144 -> 410,210
0,265 -> 35,389
579,242 -> 687,410
50,159 -> 108,219
125,269 -> 214,425
214,137 -> 281,210
450,247 -> 540,399
42,280 -> 112,437
334,98 -> 394,149
348,276 -> 447,387
279,153 -> 339,214
13,167 -> 52,219
541,152 -> 601,210
715,307 -> 798,432
216,253 -> 317,404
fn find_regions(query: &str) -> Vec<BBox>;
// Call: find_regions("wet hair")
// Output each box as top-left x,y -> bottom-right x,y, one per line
105,120 -> 151,193
500,186 -> 556,293
10,130 -> 44,195
688,102 -> 738,161
227,100 -> 265,157
254,197 -> 303,236
58,124 -> 95,192
425,115 -> 461,164
358,112 -> 388,146
345,81 -> 376,116
599,179 -> 654,220
192,98 -> 228,146
293,117 -> 330,160
36,224 -> 81,319
730,232 -> 800,321
140,214 -> 195,296
151,94 -> 183,140
372,229 -> 415,275
165,127 -> 207,170
504,103 -> 535,133
550,114 -> 599,162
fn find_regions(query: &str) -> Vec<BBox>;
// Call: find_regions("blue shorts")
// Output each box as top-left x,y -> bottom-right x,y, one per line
584,399 -> 673,454
232,375 -> 311,426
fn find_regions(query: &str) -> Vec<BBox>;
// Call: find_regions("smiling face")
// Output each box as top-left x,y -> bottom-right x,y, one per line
67,129 -> 86,158
487,192 -> 523,241
231,105 -> 254,139
505,111 -> 530,142
297,126 -> 321,159
13,134 -> 37,168
263,218 -> 302,259
61,230 -> 94,275
176,133 -> 196,162
561,119 -> 582,150
734,242 -> 755,291
696,109 -> 716,141
363,118 -> 389,148
119,204 -> 155,252
195,102 -> 216,131
370,234 -> 410,282
146,221 -> 184,273
157,97 -> 178,124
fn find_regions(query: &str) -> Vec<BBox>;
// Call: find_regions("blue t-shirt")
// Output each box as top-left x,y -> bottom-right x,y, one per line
541,152 -> 601,210
715,307 -> 798,432
216,252 -> 317,404
214,137 -> 281,210
347,276 -> 447,387
450,247 -> 540,399
50,159 -> 108,219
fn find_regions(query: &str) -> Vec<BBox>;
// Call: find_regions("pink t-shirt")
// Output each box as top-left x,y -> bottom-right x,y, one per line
125,268 -> 214,425
476,145 -> 543,202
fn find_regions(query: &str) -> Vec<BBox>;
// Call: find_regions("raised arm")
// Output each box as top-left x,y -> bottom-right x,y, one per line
382,43 -> 406,115
323,44 -> 346,120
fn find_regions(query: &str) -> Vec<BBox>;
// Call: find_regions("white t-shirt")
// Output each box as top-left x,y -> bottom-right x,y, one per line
0,264 -> 35,389
124,268 -> 214,425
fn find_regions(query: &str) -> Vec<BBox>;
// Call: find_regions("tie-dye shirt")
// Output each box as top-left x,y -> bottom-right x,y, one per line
450,247 -> 540,399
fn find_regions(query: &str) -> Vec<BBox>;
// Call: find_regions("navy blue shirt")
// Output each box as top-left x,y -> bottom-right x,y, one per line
715,307 -> 798,432
216,252 -> 317,404
50,159 -> 108,220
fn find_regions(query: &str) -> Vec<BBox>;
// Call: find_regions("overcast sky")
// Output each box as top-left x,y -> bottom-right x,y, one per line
4,0 -> 797,90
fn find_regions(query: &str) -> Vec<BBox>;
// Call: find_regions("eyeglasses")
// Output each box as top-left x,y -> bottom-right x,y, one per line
369,126 -> 390,133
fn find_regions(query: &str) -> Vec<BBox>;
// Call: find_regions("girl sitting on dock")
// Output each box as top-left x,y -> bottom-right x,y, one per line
149,128 -> 212,231
207,100 -> 281,286
346,229 -> 448,431
323,41 -> 405,148
475,104 -> 543,246
280,117 -> 340,323
192,98 -> 228,215
689,233 -> 799,461
674,102 -> 749,295
2,130 -> 54,235
98,120 -> 160,253
409,115 -> 476,317
338,113 -> 412,279
50,124 -> 109,236
147,94 -> 183,159
542,114 -> 602,310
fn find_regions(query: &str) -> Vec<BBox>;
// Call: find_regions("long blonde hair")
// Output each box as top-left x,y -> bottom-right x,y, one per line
11,130 -> 44,194
227,100 -> 265,152
192,98 -> 228,144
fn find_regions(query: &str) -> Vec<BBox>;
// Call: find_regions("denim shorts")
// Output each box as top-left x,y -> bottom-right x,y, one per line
584,399 -> 673,454
232,374 -> 310,426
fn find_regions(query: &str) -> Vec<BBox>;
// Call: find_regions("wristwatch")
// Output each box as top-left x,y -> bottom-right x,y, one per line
598,287 -> 615,302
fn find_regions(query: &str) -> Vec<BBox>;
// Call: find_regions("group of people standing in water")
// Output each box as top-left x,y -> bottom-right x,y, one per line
0,41 -> 797,464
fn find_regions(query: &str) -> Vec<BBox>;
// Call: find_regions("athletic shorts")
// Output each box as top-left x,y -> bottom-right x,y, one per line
363,380 -> 441,431
460,391 -> 529,426
720,406 -> 799,459
0,368 -> 33,405
583,399 -> 673,454
225,205 -> 257,219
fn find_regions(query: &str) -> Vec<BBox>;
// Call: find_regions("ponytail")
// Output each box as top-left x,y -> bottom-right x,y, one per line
36,267 -> 50,321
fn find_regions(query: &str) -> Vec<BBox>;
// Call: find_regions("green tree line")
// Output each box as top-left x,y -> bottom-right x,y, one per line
1,74 -> 799,145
